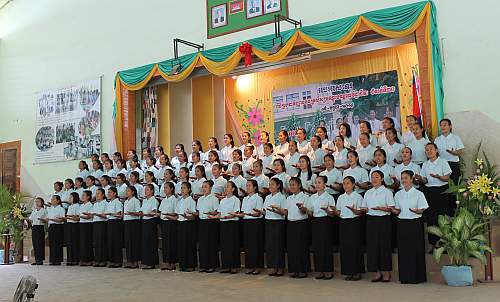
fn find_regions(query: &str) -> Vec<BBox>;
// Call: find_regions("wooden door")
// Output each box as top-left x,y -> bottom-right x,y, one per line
0,141 -> 21,192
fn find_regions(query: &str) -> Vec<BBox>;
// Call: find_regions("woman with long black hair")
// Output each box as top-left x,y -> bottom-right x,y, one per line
123,186 -> 142,269
196,180 -> 220,273
92,188 -> 108,267
175,182 -> 198,272
65,192 -> 81,265
106,187 -> 124,268
79,190 -> 94,266
139,184 -> 159,269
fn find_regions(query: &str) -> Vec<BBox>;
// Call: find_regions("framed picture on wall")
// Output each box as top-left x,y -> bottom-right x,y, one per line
263,0 -> 281,14
229,0 -> 244,14
211,3 -> 228,28
246,0 -> 263,19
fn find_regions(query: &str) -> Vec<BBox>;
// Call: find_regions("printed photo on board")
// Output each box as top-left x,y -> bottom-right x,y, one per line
246,0 -> 263,18
264,0 -> 281,14
211,4 -> 227,28
229,0 -> 244,14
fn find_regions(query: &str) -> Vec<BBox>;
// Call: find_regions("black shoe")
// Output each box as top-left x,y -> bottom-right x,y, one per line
245,270 -> 254,275
315,274 -> 325,280
220,269 -> 230,274
298,273 -> 307,279
324,274 -> 333,280
269,272 -> 277,276
344,275 -> 353,281
275,272 -> 284,277
290,273 -> 298,278
251,271 -> 260,275
206,269 -> 215,273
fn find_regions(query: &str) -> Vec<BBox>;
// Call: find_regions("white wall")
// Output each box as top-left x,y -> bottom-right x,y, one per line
1,0 -> 499,195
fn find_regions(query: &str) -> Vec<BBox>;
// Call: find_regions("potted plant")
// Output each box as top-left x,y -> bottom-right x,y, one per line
427,208 -> 492,286
0,184 -> 33,263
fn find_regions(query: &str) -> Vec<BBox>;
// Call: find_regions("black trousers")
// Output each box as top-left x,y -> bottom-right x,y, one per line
198,219 -> 219,269
32,225 -> 45,263
287,220 -> 310,274
141,218 -> 159,266
48,224 -> 64,264
311,217 -> 333,273
107,220 -> 123,264
448,161 -> 461,185
124,220 -> 141,262
397,218 -> 427,284
422,185 -> 453,245
243,219 -> 264,269
161,220 -> 178,263
339,217 -> 365,275
93,221 -> 108,262
65,223 -> 79,263
79,223 -> 93,262
366,215 -> 392,272
177,220 -> 198,270
220,221 -> 240,269
265,220 -> 285,269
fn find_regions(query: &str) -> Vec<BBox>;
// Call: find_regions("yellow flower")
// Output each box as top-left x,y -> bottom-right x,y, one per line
12,206 -> 23,219
468,174 -> 493,197
491,187 -> 500,197
475,158 -> 484,167
481,205 -> 493,216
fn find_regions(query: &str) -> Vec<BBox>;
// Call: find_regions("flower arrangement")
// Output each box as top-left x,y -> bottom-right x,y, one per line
0,185 -> 33,254
235,99 -> 267,145
447,142 -> 500,220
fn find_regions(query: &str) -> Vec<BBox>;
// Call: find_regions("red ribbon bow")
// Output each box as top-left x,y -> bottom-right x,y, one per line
239,42 -> 252,67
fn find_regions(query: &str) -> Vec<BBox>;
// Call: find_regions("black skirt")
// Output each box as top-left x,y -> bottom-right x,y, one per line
366,215 -> 392,272
287,220 -> 310,274
198,219 -> 219,269
124,220 -> 141,262
177,220 -> 198,270
48,224 -> 64,264
65,222 -> 80,263
32,225 -> 45,263
422,185 -> 453,245
448,161 -> 461,185
93,221 -> 108,262
243,219 -> 264,269
79,223 -> 93,262
339,217 -> 365,275
311,217 -> 333,273
141,218 -> 159,266
161,220 -> 178,263
265,220 -> 285,269
220,220 -> 240,269
107,220 -> 124,264
397,218 -> 427,284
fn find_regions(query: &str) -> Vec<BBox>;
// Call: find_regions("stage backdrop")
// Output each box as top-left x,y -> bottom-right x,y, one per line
272,71 -> 400,144
35,78 -> 101,164
225,43 -> 418,145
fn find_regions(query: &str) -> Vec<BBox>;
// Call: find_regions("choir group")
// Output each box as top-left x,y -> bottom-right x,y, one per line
27,116 -> 465,284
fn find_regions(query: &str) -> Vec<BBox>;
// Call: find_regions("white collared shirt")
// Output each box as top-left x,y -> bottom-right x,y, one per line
394,162 -> 421,189
434,133 -> 464,162
196,194 -> 219,220
361,186 -> 395,216
231,175 -> 247,195
407,137 -> 430,164
79,202 -> 93,223
382,142 -> 404,167
116,183 -> 128,200
241,193 -> 264,219
191,177 -> 206,196
402,130 -> 415,145
106,198 -> 123,220
275,142 -> 289,158
141,197 -> 158,220
158,195 -> 177,220
285,152 -> 300,177
263,192 -> 286,220
261,154 -> 276,173
357,144 -> 376,170
132,183 -> 144,199
311,148 -> 326,173
297,140 -> 312,155
103,168 -> 117,178
421,157 -> 452,187
218,196 -> 241,221
320,168 -> 342,195
252,174 -> 270,191
66,203 -> 80,223
370,164 -> 395,189
298,171 -> 316,194
343,166 -> 369,193
211,176 -> 227,195
175,196 -> 196,222
394,187 -> 429,219
321,139 -> 334,151
76,169 -> 90,180
272,172 -> 291,191
242,157 -> 256,179
74,187 -> 84,199
221,146 -> 237,163
307,191 -> 335,217
285,192 -> 309,221
336,191 -> 363,219
29,207 -> 47,226
92,200 -> 108,222
123,197 -> 141,221
333,148 -> 348,169
145,165 -> 159,180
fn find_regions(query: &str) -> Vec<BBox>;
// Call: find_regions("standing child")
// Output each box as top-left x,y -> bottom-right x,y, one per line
139,184 -> 159,269
196,180 -> 220,273
361,171 -> 395,282
175,182 -> 198,272
284,141 -> 300,177
158,182 -> 178,270
65,192 -> 80,265
238,180 -> 264,275
106,187 -> 124,268
44,195 -> 65,265
79,191 -> 94,266
92,188 -> 109,267
28,197 -> 47,265
123,186 -> 142,269
263,178 -> 286,276
334,176 -> 365,281
307,176 -> 335,280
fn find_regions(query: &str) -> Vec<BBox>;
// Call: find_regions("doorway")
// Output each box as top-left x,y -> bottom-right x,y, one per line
0,141 -> 21,192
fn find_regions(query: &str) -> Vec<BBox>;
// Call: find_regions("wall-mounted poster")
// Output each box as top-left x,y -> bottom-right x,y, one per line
272,71 -> 400,144
35,78 -> 101,164
207,0 -> 288,39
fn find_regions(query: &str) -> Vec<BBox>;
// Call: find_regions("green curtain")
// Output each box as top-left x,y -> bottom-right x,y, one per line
117,63 -> 156,86
157,52 -> 198,75
301,16 -> 359,42
363,1 -> 428,31
202,43 -> 240,62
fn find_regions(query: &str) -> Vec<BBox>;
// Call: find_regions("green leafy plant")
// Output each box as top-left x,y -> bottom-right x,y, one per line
0,184 -> 33,251
427,208 -> 492,266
